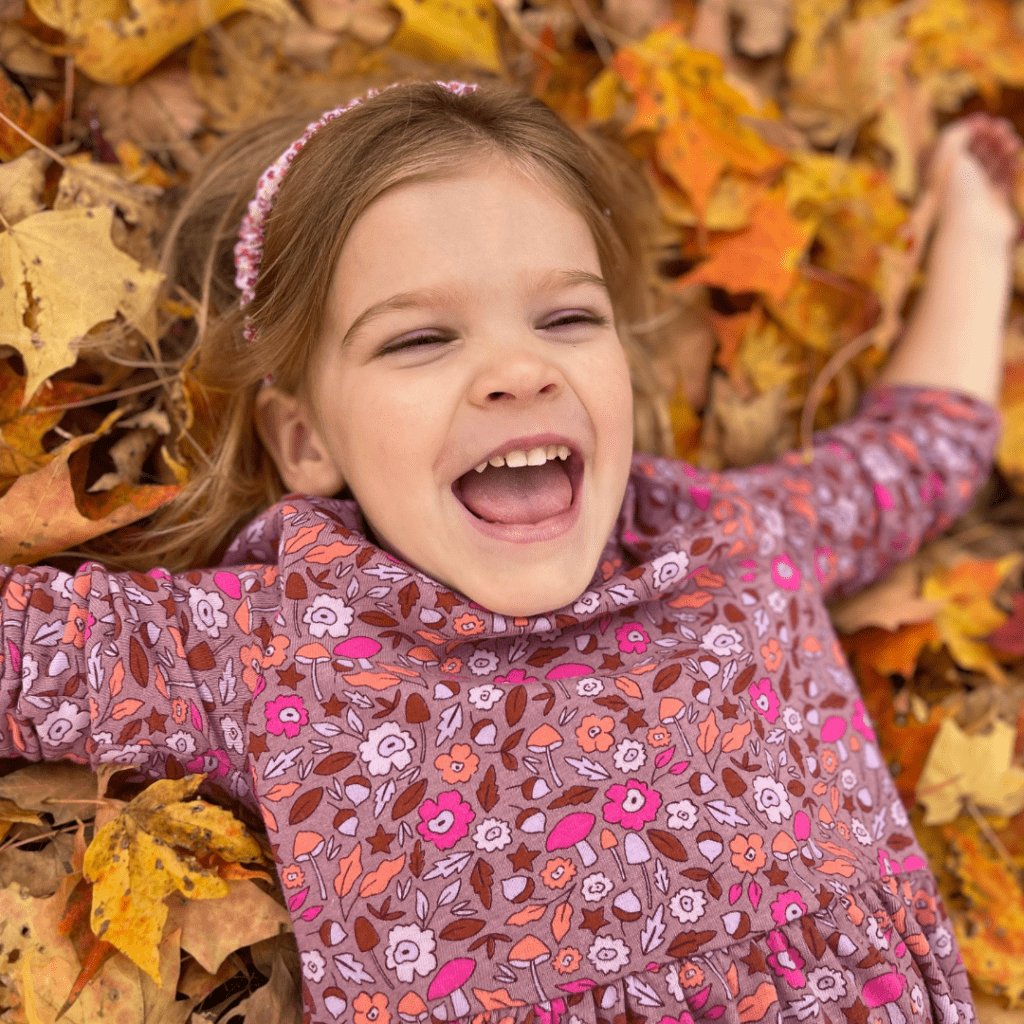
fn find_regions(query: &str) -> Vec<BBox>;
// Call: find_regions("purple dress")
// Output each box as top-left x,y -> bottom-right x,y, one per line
0,384 -> 998,1024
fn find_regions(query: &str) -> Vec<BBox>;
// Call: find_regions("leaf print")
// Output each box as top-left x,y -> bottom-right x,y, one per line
505,904 -> 546,926
505,686 -> 526,726
666,929 -> 717,959
648,829 -> 688,862
697,711 -> 720,754
640,904 -> 667,953
436,704 -> 462,746
440,919 -> 484,941
422,850 -> 472,879
334,844 -> 363,898
374,780 -> 396,818
548,786 -> 597,809
392,779 -> 427,820
653,664 -> 681,691
470,859 -> 493,909
551,902 -> 572,942
129,636 -> 148,687
437,879 -> 461,906
359,855 -> 406,898
332,951 -> 375,985
289,788 -> 323,825
564,756 -> 611,781
625,974 -> 663,1007
721,720 -> 752,753
477,765 -> 499,812
615,676 -> 642,699
706,800 -> 749,827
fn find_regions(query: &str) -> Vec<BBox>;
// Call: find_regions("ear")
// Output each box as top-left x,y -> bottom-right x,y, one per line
254,386 -> 345,497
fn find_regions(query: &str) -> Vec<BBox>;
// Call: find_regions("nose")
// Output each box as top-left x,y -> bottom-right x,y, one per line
468,333 -> 565,406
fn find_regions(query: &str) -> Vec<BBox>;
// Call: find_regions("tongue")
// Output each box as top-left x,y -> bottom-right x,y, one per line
458,460 -> 572,525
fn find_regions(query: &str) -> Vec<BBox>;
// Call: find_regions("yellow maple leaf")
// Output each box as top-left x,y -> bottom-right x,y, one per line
388,0 -> 503,73
27,0 -> 295,85
996,399 -> 1024,494
0,205 -> 163,405
82,772 -> 266,984
921,554 -> 1022,684
918,718 -> 1024,825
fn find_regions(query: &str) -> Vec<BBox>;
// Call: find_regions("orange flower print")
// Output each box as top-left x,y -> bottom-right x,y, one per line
677,961 -> 704,988
761,638 -> 782,672
911,888 -> 937,927
171,697 -> 189,725
647,726 -> 671,747
435,743 -> 480,783
836,821 -> 851,839
281,864 -> 305,889
452,612 -> 486,637
240,642 -> 265,693
821,749 -> 839,774
441,656 -> 463,674
576,714 -> 615,753
354,993 -> 390,1024
552,947 -> 582,974
262,635 -> 290,668
540,857 -> 577,890
730,834 -> 767,875
62,604 -> 93,649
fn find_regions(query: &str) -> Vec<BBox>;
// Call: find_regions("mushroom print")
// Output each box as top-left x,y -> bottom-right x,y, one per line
546,812 -> 597,867
9,386 -> 998,1024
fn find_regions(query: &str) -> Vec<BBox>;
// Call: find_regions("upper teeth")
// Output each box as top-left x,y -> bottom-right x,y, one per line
473,444 -> 571,473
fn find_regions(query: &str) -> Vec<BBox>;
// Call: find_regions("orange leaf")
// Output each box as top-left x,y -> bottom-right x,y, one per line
282,523 -> 325,554
305,541 -> 358,563
358,854 -> 406,898
615,676 -> 642,700
472,988 -> 527,1012
697,710 -> 720,754
506,904 -> 547,926
108,660 -> 124,698
265,782 -> 301,802
720,720 -> 751,753
669,590 -> 714,608
334,844 -> 362,898
109,698 -> 143,720
343,670 -> 402,691
738,982 -> 779,1023
816,858 -> 857,877
552,902 -> 572,942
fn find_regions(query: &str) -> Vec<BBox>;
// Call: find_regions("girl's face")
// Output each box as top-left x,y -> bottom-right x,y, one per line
280,159 -> 634,616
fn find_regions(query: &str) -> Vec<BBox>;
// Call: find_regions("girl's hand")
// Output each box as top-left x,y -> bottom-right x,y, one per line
921,111 -> 1023,247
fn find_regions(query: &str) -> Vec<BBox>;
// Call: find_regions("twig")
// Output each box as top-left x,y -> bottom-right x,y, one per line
39,377 -> 171,413
0,109 -> 70,167
964,797 -> 1024,883
565,0 -> 615,65
63,54 -> 74,146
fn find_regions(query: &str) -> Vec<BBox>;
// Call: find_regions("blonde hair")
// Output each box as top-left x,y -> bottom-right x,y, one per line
134,79 -> 676,572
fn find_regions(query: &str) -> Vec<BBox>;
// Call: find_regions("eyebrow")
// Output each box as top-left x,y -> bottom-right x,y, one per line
339,268 -> 611,350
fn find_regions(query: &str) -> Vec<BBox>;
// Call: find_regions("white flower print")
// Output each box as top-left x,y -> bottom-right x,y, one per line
473,818 -> 513,852
766,590 -> 788,615
862,444 -> 901,483
385,923 -> 437,983
932,994 -> 960,1024
819,496 -> 857,539
910,985 -> 926,1015
665,798 -> 699,830
98,745 -> 146,764
21,653 -> 38,691
806,966 -> 846,1003
700,623 -> 744,657
39,700 -> 90,747
359,722 -> 415,776
865,913 -> 890,951
587,935 -> 630,975
573,591 -> 601,616
581,873 -> 614,902
781,706 -> 803,734
166,730 -> 197,756
468,682 -> 503,709
753,607 -> 770,639
929,926 -> 954,959
851,817 -> 872,845
933,436 -> 970,475
576,677 -> 603,697
758,532 -> 776,557
650,550 -> 689,590
221,716 -> 244,754
122,585 -> 153,605
53,572 -> 76,602
752,776 -> 792,824
668,887 -> 706,924
839,768 -> 857,792
188,587 -> 228,638
754,502 -> 784,537
302,594 -> 354,639
301,949 -> 326,983
665,963 -> 686,1003
612,738 -> 646,774
891,797 -> 909,828
466,649 -> 499,677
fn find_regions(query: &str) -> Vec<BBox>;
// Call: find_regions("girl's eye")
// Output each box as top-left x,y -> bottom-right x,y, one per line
381,312 -> 610,355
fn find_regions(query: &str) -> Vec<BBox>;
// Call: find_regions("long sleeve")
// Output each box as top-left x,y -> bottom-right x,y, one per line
726,383 -> 1001,603
0,559 -> 280,814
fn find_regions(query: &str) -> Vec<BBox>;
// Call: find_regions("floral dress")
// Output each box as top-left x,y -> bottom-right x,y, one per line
0,384 -> 999,1024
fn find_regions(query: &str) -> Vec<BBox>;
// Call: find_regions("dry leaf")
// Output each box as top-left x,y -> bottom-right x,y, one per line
0,148 -> 46,225
387,0 -> 504,73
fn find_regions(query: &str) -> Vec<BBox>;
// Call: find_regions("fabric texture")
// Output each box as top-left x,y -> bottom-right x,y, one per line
0,383 -> 999,1024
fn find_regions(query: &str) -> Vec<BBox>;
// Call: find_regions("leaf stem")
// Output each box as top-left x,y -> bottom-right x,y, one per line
0,109 -> 69,167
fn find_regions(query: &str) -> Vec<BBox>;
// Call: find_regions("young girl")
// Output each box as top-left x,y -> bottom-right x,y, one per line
2,80 -> 1019,1024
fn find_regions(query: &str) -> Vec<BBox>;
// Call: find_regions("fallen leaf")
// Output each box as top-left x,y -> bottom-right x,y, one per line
387,0 -> 503,73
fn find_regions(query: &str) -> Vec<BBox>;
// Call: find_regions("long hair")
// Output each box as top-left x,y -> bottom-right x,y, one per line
131,79 -> 677,572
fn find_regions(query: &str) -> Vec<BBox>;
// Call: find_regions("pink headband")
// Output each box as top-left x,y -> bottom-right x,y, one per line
233,80 -> 481,345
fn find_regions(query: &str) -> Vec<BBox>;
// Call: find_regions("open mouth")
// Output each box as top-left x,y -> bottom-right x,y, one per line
450,450 -> 585,524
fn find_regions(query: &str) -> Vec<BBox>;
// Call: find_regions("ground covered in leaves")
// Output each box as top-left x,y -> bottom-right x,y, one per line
1,0 -> 1024,1021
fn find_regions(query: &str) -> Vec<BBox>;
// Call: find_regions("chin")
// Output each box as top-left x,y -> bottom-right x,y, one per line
469,569 -> 593,618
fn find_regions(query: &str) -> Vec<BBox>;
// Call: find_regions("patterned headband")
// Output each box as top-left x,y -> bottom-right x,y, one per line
233,80 -> 481,344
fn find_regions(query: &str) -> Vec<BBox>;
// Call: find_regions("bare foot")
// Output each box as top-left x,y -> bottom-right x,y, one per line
922,111 -> 1022,245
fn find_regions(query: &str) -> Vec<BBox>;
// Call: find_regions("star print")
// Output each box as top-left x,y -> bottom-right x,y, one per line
657,619 -> 676,635
843,795 -> 855,813
601,653 -> 623,671
842,999 -> 870,1024
366,826 -> 396,855
276,663 -> 305,690
145,707 -> 167,735
248,732 -> 269,759
435,590 -> 459,612
159,594 -> 176,619
622,708 -> 648,733
507,844 -> 539,872
322,694 -> 346,717
253,618 -> 274,647
763,860 -> 788,886
718,698 -> 739,719
740,943 -> 768,975
580,908 -> 607,934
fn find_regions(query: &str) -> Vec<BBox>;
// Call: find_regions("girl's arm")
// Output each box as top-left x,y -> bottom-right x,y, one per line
0,559 -> 275,814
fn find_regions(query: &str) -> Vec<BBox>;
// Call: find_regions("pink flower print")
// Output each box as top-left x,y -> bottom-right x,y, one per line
265,694 -> 309,738
602,780 -> 661,830
494,668 -> 538,686
766,930 -> 806,987
417,791 -> 475,850
615,622 -> 650,654
186,748 -> 231,779
813,546 -> 838,588
769,889 -> 807,926
771,554 -> 801,592
851,700 -> 877,742
748,678 -> 780,724
878,849 -> 901,878
656,1015 -> 696,1024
